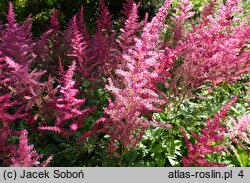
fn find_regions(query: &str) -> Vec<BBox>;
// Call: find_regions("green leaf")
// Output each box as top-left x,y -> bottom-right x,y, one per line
152,144 -> 163,154
167,156 -> 177,166
237,148 -> 250,167
125,150 -> 138,166
170,139 -> 175,155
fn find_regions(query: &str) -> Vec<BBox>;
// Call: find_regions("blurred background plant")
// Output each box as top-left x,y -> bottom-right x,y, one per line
1,0 -> 249,36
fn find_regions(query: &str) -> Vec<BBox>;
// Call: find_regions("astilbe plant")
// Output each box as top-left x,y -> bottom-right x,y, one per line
121,0 -> 135,20
55,61 -> 92,129
0,3 -> 47,111
181,96 -> 238,167
93,0 -> 117,76
172,0 -> 250,93
4,57 -> 46,108
47,9 -> 68,61
34,9 -> 68,77
116,3 -> 141,70
0,0 -> 249,166
82,0 -> 174,156
168,0 -> 195,44
0,94 -> 27,165
0,2 -> 35,66
10,129 -> 52,167
67,15 -> 93,79
227,114 -> 250,149
39,61 -> 93,134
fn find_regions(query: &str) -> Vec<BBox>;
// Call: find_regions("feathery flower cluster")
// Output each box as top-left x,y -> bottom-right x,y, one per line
68,16 -> 90,78
117,3 -> 141,69
10,130 -> 45,167
0,3 -> 46,109
56,61 -> 91,129
0,2 -> 35,66
173,0 -> 250,91
181,96 -> 238,167
39,61 -> 92,133
169,0 -> 195,43
121,0 -> 135,20
82,0 -> 173,155
227,114 -> 250,149
5,57 -> 46,101
0,94 -> 27,164
93,0 -> 116,76
0,0 -> 249,166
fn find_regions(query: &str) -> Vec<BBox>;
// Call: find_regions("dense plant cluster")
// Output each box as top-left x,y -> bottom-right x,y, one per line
0,0 -> 249,167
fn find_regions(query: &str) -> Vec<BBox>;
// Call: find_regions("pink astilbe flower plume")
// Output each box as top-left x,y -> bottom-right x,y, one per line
82,0 -> 173,155
4,57 -> 46,110
227,114 -> 250,149
5,57 -> 46,94
173,0 -> 250,92
39,61 -> 93,134
117,3 -> 141,68
56,61 -> 86,126
181,96 -> 238,167
169,0 -> 195,43
10,130 -> 49,167
0,3 -> 47,113
67,15 -> 93,78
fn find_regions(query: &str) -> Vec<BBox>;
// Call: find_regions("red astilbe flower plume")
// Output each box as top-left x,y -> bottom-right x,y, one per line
181,96 -> 238,167
75,6 -> 97,79
116,3 -> 141,70
4,57 -> 46,108
93,0 -> 117,76
77,5 -> 91,40
121,0 -> 134,20
0,2 -> 35,66
82,0 -> 173,155
67,15 -> 94,79
40,61 -> 93,133
0,3 -> 47,113
56,61 -> 86,127
49,9 -> 60,33
10,129 -> 52,167
0,94 -> 27,164
37,9 -> 68,76
172,0 -> 250,92
96,0 -> 113,36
